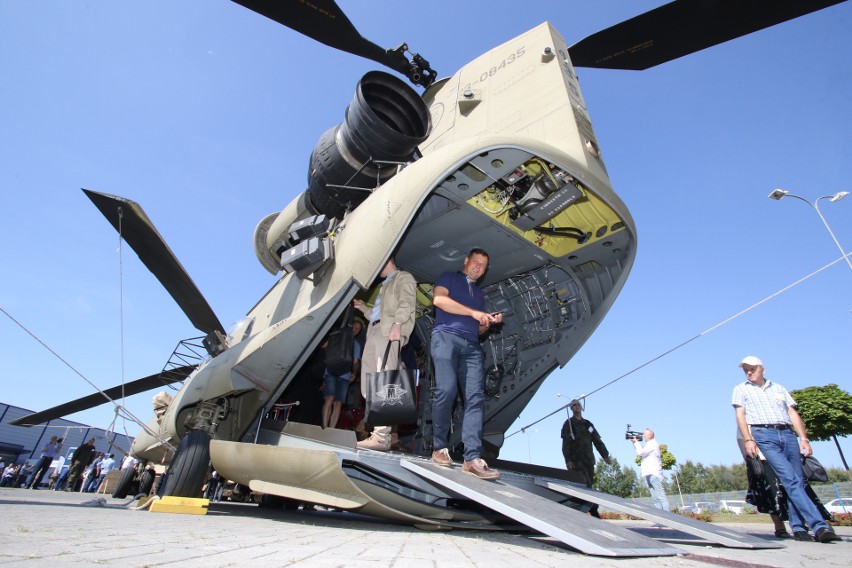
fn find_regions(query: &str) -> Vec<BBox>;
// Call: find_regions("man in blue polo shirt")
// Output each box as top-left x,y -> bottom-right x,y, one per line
732,355 -> 838,543
430,248 -> 502,480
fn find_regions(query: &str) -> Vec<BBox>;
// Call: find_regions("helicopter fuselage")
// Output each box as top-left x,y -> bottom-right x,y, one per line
131,23 -> 635,468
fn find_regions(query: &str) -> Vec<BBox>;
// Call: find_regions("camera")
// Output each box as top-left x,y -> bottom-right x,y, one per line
625,424 -> 643,440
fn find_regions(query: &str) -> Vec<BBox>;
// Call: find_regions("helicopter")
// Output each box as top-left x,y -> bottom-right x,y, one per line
6,0 -> 850,557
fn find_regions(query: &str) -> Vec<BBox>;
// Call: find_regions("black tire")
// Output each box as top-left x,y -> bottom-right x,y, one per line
162,430 -> 211,498
138,469 -> 155,496
112,468 -> 135,499
257,494 -> 286,509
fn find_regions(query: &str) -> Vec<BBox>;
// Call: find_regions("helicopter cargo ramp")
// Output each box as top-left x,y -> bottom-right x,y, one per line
536,479 -> 782,550
401,460 -> 683,557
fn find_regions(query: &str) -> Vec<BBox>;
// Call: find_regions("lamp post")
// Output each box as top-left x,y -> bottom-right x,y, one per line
768,189 -> 852,274
672,467 -> 686,509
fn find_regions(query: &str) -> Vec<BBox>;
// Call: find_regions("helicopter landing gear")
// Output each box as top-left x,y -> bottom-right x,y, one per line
111,467 -> 136,498
138,467 -> 155,496
161,430 -> 211,498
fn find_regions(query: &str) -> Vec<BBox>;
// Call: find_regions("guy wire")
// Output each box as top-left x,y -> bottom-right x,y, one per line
506,255 -> 848,439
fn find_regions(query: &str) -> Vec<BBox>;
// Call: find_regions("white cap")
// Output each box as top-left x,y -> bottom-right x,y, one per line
739,355 -> 764,368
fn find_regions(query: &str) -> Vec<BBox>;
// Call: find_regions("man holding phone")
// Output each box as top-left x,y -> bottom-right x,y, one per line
430,248 -> 502,480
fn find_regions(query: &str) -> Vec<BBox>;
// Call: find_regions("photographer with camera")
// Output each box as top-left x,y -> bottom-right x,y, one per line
631,428 -> 670,511
561,399 -> 611,518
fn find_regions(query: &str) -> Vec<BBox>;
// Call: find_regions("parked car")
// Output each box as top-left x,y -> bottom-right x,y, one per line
825,498 -> 852,515
719,499 -> 751,514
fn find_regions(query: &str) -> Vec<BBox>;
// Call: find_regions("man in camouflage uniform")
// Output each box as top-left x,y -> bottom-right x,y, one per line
561,399 -> 611,517
64,438 -> 97,492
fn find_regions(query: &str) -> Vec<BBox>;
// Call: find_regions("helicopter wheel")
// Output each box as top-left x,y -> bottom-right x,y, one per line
111,467 -> 135,498
162,430 -> 211,498
138,468 -> 155,496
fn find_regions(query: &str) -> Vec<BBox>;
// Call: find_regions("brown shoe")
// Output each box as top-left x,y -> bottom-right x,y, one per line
356,435 -> 390,451
462,458 -> 500,481
431,448 -> 453,468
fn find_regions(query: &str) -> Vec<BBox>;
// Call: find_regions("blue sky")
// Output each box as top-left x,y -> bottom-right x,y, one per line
1,1 -> 850,476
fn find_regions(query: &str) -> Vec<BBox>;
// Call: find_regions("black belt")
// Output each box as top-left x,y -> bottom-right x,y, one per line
372,319 -> 380,325
750,423 -> 791,430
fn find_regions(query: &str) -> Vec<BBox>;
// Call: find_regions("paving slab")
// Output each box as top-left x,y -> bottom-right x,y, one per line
1,488 -> 848,567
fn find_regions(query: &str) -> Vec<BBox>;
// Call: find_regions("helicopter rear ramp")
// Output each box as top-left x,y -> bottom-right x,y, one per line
401,460 -> 683,557
536,479 -> 782,550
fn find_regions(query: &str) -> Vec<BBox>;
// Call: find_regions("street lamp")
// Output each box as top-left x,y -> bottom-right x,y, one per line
768,189 -> 852,274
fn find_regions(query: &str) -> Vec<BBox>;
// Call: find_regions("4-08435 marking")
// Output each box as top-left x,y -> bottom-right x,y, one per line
462,47 -> 526,91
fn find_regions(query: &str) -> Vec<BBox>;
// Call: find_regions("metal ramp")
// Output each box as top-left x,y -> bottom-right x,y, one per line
402,460 -> 683,557
536,479 -> 782,549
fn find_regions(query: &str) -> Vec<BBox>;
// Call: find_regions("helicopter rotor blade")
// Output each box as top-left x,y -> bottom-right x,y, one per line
82,189 -> 225,339
6,365 -> 196,427
568,0 -> 847,70
232,0 -> 412,78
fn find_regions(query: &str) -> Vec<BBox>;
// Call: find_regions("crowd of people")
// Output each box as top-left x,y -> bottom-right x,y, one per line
271,250 -> 504,480
344,250 -> 504,480
0,440 -> 119,494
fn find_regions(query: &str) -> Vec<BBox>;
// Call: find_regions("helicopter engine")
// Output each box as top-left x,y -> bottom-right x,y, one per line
254,71 -> 431,274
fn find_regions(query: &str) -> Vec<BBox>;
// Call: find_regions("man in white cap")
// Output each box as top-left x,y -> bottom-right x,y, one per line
732,355 -> 838,543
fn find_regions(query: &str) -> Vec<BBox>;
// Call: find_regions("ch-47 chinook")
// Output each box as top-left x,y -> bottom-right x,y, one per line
11,0 -> 848,557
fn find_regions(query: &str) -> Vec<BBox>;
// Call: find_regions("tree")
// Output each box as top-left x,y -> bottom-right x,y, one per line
593,458 -> 637,498
634,443 -> 677,469
791,384 -> 852,479
672,460 -> 711,494
662,444 -> 676,469
825,467 -> 849,484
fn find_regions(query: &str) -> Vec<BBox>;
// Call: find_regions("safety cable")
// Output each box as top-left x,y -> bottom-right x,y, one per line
506,254 -> 850,439
0,305 -> 176,452
118,206 -> 126,405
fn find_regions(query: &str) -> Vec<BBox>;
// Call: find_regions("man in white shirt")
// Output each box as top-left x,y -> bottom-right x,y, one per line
732,355 -> 838,543
631,429 -> 669,511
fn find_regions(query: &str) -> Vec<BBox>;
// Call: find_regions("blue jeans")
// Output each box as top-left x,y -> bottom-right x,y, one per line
431,332 -> 485,462
644,474 -> 669,511
752,427 -> 828,533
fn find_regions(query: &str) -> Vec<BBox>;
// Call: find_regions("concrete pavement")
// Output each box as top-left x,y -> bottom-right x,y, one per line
1,487 -> 848,567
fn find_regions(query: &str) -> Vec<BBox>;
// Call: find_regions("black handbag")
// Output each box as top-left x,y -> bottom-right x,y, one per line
745,455 -> 765,478
364,341 -> 417,426
801,454 -> 829,482
324,305 -> 354,376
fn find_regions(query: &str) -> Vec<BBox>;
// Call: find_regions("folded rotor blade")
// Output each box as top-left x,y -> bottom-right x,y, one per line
233,0 -> 411,76
83,189 -> 225,338
568,0 -> 847,70
7,365 -> 195,426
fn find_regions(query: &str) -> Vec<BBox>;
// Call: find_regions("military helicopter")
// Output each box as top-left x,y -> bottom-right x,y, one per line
9,0 -> 848,557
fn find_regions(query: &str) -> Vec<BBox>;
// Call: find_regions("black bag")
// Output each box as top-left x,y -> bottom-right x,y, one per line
801,454 -> 829,482
364,341 -> 417,426
344,376 -> 363,410
745,455 -> 765,478
324,305 -> 354,376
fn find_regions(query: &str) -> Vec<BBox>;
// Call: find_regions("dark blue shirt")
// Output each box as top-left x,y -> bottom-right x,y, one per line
432,271 -> 484,343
